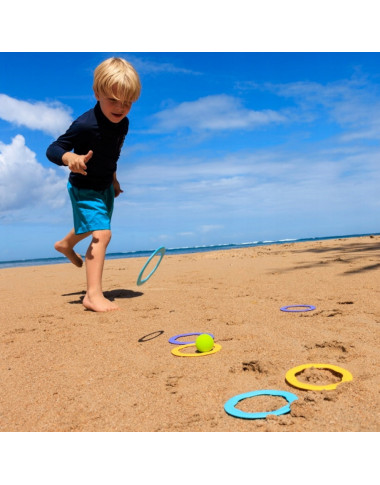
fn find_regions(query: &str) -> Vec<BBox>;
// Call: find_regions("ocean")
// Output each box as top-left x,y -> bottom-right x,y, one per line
1,232 -> 378,270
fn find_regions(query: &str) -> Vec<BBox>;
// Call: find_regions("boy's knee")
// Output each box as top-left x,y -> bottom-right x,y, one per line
93,229 -> 112,245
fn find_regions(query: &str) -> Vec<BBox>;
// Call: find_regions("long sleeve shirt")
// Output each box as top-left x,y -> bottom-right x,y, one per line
46,102 -> 129,190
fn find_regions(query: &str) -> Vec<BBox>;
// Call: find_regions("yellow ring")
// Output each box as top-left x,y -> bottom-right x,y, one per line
171,343 -> 222,357
285,363 -> 353,391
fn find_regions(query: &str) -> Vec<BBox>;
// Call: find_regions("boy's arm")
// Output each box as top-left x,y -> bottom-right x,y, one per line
46,118 -> 94,175
46,116 -> 92,169
112,172 -> 124,197
62,150 -> 93,175
46,119 -> 79,166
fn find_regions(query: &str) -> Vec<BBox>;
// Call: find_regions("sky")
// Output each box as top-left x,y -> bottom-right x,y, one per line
1,51 -> 380,261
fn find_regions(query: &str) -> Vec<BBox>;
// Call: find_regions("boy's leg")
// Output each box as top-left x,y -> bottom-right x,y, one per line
54,228 -> 91,267
82,229 -> 119,312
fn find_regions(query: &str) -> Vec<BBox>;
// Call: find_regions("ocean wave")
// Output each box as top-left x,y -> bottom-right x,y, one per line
1,232 -> 379,269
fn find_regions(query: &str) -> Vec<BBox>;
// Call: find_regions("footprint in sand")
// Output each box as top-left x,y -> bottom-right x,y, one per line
304,340 -> 355,362
165,375 -> 183,394
229,360 -> 270,374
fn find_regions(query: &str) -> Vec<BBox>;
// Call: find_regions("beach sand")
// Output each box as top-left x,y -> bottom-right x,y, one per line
0,235 -> 379,432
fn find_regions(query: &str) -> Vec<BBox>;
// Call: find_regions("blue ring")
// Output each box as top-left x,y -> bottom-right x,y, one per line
168,332 -> 215,345
224,389 -> 298,420
280,305 -> 316,312
137,247 -> 166,286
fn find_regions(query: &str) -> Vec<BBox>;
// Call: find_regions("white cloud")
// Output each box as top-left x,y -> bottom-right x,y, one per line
150,94 -> 287,133
0,94 -> 72,137
201,224 -> 224,233
0,135 -> 68,213
125,55 -> 201,75
117,143 -> 380,233
253,78 -> 380,141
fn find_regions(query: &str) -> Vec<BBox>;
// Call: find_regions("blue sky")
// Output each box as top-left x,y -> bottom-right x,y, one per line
1,51 -> 380,261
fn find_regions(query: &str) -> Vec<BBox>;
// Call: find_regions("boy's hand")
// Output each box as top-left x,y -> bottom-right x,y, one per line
63,150 -> 93,175
113,179 -> 124,197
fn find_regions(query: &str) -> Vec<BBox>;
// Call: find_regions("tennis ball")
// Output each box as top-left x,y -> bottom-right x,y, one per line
196,333 -> 214,352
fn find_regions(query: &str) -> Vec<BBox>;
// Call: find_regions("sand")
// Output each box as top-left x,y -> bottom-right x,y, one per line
0,235 -> 379,432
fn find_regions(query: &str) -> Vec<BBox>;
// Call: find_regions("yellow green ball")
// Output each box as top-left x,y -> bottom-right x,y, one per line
195,334 -> 214,352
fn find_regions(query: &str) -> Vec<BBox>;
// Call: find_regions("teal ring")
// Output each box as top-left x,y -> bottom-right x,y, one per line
137,247 -> 166,286
224,389 -> 298,420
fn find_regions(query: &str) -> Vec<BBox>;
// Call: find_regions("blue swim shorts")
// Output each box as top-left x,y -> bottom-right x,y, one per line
67,181 -> 115,235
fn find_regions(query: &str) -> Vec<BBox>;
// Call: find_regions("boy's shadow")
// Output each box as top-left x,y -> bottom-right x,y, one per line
63,289 -> 143,304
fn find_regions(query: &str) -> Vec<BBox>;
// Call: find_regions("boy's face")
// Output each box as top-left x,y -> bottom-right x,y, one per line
95,89 -> 132,123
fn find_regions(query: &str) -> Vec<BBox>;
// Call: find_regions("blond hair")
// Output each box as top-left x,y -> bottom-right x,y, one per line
93,57 -> 141,103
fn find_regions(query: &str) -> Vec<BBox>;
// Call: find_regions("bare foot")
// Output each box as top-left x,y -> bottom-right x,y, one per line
83,292 -> 119,312
54,240 -> 83,267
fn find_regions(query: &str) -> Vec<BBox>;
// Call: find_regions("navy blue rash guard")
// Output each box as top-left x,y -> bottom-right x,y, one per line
46,102 -> 129,191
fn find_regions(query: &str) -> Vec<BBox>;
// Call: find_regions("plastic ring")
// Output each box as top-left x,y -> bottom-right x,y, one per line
137,247 -> 166,286
224,389 -> 298,420
138,330 -> 164,342
171,343 -> 222,357
168,332 -> 215,345
280,305 -> 316,312
285,363 -> 353,391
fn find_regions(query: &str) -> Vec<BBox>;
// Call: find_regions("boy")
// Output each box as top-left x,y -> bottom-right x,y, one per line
46,57 -> 141,312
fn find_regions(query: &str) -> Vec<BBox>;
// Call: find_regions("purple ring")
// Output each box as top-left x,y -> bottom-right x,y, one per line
169,332 -> 215,345
280,305 -> 316,312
